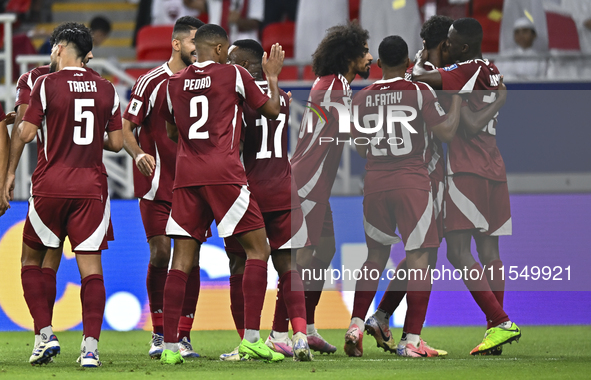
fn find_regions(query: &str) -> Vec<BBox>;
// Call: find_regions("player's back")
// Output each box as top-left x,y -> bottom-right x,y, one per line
242,81 -> 291,212
165,61 -> 269,189
291,74 -> 351,203
25,67 -> 121,199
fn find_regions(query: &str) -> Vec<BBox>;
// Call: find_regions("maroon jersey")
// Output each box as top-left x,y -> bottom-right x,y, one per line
161,61 -> 270,189
438,59 -> 506,181
0,103 -> 5,120
291,74 -> 351,204
351,77 -> 448,195
241,81 -> 291,212
23,67 -> 122,199
123,63 -> 176,202
15,66 -> 50,110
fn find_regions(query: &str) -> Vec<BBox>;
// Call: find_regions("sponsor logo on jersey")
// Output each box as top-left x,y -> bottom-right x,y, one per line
443,64 -> 458,71
128,99 -> 143,116
435,102 -> 445,116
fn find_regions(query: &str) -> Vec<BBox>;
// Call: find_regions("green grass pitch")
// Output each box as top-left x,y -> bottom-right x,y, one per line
1,326 -> 590,379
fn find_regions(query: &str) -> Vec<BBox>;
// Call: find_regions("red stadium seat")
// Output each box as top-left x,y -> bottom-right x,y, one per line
349,0 -> 360,21
125,68 -> 153,80
368,63 -> 382,80
546,11 -> 581,51
278,65 -> 299,81
136,25 -> 174,61
303,65 -> 316,80
262,21 -> 295,58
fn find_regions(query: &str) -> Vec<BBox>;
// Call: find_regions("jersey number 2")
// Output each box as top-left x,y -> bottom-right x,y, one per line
73,99 -> 95,145
189,95 -> 209,139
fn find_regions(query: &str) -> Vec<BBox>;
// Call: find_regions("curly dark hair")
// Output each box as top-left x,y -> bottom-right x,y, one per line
312,22 -> 369,77
420,15 -> 454,50
54,22 -> 93,60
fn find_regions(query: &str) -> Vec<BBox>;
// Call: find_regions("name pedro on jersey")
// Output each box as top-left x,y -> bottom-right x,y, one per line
67,80 -> 97,92
184,77 -> 212,91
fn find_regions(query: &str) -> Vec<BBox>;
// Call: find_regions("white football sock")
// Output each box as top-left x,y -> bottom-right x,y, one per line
34,334 -> 41,347
270,331 -> 289,341
164,342 -> 179,352
39,326 -> 54,342
350,317 -> 364,329
84,337 -> 98,355
307,324 -> 316,335
406,333 -> 420,347
244,329 -> 260,343
374,309 -> 389,325
496,321 -> 512,329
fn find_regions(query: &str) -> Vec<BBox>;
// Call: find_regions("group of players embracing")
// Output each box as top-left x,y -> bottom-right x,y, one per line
0,12 -> 521,368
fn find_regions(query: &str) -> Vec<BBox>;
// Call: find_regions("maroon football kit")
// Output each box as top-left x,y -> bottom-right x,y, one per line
21,67 -> 121,252
438,59 -> 511,236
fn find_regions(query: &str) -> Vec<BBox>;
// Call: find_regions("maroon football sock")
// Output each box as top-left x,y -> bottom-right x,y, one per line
146,264 -> 167,335
352,260 -> 383,320
403,269 -> 431,335
464,263 -> 509,327
378,258 -> 408,315
302,257 -> 330,324
280,270 -> 306,334
41,267 -> 57,326
229,274 -> 245,339
81,274 -> 106,340
272,281 -> 289,333
178,265 -> 200,341
485,259 -> 505,328
163,269 -> 188,343
22,266 -> 51,330
243,259 -> 267,331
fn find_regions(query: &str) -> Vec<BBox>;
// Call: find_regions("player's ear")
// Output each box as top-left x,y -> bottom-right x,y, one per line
377,58 -> 382,69
172,38 -> 181,52
462,43 -> 469,54
405,57 -> 410,69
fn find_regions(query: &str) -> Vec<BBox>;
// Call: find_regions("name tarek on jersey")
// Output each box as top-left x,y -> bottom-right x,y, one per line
366,91 -> 403,107
67,80 -> 97,93
184,76 -> 212,91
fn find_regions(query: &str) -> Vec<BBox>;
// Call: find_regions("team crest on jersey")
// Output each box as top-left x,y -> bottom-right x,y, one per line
435,102 -> 445,116
443,64 -> 458,71
15,88 -> 20,102
129,99 -> 143,116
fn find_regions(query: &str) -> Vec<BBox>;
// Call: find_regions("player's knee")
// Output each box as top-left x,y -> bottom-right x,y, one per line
149,250 -> 171,268
228,254 -> 246,275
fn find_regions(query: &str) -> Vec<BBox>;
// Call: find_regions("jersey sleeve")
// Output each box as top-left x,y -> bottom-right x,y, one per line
159,81 -> 175,125
14,72 -> 32,109
419,83 -> 448,130
106,84 -> 123,132
438,61 -> 480,94
234,65 -> 270,111
0,103 -> 5,120
123,76 -> 153,125
22,76 -> 48,128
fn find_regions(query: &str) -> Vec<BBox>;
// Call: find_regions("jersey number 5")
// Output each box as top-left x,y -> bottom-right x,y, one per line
189,95 -> 209,139
256,114 -> 286,159
73,99 -> 95,145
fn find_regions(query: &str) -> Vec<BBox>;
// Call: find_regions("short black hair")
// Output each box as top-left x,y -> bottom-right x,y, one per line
421,15 -> 454,50
378,35 -> 408,67
54,23 -> 93,60
90,16 -> 111,34
232,39 -> 264,64
312,22 -> 369,77
194,24 -> 228,45
173,16 -> 205,39
50,22 -> 82,46
452,18 -> 483,48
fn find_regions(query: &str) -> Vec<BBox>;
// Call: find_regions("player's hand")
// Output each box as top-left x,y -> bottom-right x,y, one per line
262,43 -> 284,79
3,112 -> 16,125
5,172 -> 15,201
135,153 -> 156,177
287,91 -> 293,105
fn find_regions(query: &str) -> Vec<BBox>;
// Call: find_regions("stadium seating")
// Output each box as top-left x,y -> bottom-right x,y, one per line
262,21 -> 295,58
546,11 -> 581,51
136,25 -> 174,61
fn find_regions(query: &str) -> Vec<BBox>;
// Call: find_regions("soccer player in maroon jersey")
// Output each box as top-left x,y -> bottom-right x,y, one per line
9,24 -> 122,366
122,16 -> 204,360
290,22 -> 373,354
158,24 -> 286,364
6,22 -> 117,364
219,39 -> 310,361
345,35 -> 462,357
366,15 -> 509,355
413,18 -> 521,355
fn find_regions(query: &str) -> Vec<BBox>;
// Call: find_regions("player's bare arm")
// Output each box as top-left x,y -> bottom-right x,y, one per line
5,104 -> 28,201
258,43 -> 284,119
431,94 -> 462,143
0,118 -> 10,215
461,76 -> 507,136
122,118 -> 155,176
103,129 -> 123,152
166,121 -> 178,143
412,48 -> 443,89
19,120 -> 40,143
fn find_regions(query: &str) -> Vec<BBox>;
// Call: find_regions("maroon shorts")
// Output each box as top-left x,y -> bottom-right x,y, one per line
444,173 -> 512,236
299,199 -> 334,247
139,199 -> 172,241
363,188 -> 439,251
431,178 -> 444,241
23,196 -> 109,252
225,207 -> 309,256
101,174 -> 114,242
166,184 -> 265,243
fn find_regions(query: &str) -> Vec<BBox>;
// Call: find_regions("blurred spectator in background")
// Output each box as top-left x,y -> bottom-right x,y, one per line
263,0 -> 297,27
500,0 -> 556,54
207,0 -> 264,43
360,0 -> 421,60
294,0 -> 348,62
90,15 -> 112,47
151,0 -> 205,25
496,17 -> 546,80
